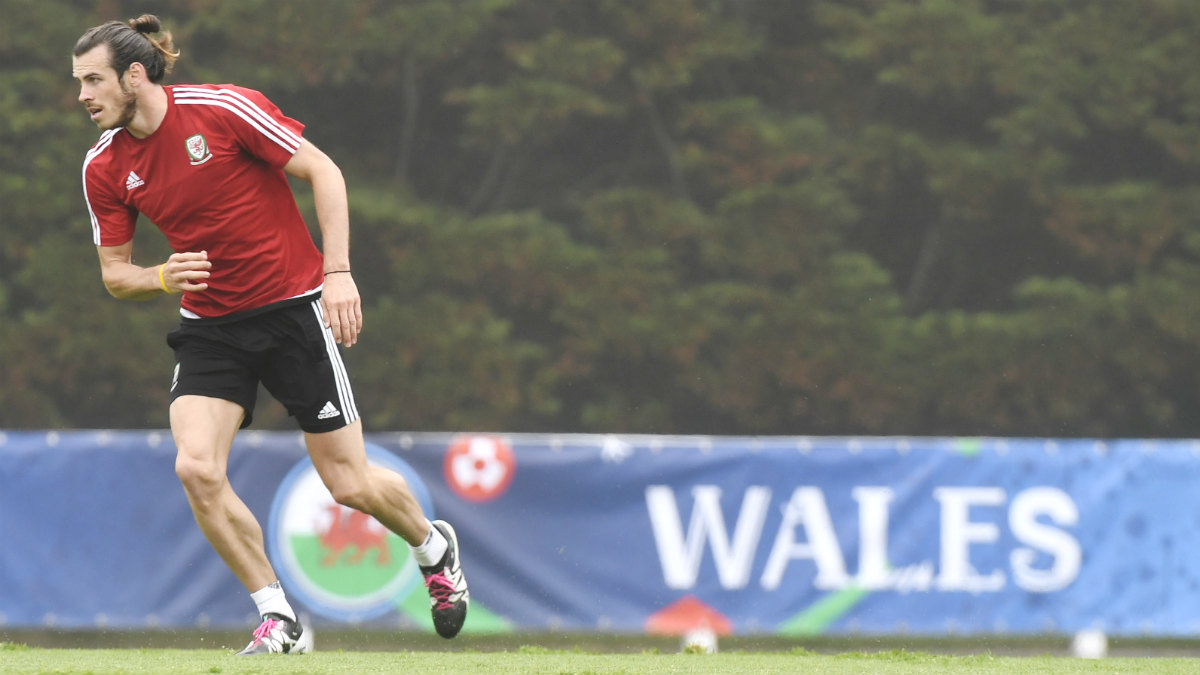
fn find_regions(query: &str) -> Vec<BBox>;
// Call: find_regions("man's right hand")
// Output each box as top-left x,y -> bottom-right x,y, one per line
160,250 -> 212,294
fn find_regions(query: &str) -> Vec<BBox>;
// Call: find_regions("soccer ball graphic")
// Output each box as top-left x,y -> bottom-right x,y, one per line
443,435 -> 516,502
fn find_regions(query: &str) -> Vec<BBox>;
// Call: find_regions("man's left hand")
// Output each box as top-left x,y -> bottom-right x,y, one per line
322,272 -> 362,347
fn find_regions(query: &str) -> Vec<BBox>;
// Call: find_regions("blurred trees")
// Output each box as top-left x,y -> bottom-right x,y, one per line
2,0 -> 1199,437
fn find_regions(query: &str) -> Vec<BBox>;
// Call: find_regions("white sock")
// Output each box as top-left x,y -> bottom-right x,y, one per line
411,521 -> 448,568
250,581 -> 296,622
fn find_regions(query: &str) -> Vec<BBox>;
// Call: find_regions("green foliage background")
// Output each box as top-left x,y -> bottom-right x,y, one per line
3,0 -> 1199,436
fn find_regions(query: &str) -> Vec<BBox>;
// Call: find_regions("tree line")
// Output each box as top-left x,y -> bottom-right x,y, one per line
3,0 -> 1199,437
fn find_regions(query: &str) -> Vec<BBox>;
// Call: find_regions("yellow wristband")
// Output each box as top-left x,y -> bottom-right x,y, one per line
158,263 -> 172,294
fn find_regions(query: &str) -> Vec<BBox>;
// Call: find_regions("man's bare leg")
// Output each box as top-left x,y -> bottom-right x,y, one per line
170,395 -> 277,591
305,419 -> 469,638
304,419 -> 430,545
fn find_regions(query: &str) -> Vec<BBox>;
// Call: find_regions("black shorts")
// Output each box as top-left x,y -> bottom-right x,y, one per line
166,298 -> 360,433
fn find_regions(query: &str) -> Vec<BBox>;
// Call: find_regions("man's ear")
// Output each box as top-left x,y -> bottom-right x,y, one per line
124,61 -> 147,87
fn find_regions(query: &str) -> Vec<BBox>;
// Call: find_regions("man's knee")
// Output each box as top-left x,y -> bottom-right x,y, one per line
169,396 -> 242,505
325,464 -> 412,514
327,477 -> 374,512
175,453 -> 226,503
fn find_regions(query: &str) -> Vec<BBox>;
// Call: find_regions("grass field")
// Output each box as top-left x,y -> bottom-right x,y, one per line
5,643 -> 1200,675
5,631 -> 1200,675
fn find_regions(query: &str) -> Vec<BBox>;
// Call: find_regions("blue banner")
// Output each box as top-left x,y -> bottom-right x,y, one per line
0,431 -> 1196,635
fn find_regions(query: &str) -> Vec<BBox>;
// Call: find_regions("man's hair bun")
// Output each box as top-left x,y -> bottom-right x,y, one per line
129,14 -> 162,35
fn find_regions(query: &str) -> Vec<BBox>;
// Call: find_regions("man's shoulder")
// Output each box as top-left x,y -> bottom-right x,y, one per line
168,83 -> 286,129
169,83 -> 274,107
169,82 -> 260,93
168,83 -> 302,153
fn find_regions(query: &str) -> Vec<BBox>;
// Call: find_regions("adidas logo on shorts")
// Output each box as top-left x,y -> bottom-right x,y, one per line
317,401 -> 341,420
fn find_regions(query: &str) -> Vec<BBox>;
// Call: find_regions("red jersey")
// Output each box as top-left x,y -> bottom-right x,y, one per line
82,84 -> 324,321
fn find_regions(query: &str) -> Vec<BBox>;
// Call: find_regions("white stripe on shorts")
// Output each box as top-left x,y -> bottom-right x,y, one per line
310,299 -> 360,424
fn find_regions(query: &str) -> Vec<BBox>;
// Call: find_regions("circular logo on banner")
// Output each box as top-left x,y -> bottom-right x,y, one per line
444,435 -> 516,502
268,443 -> 434,622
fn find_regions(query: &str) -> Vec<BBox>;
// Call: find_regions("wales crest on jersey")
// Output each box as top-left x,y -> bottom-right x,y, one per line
186,133 -> 213,165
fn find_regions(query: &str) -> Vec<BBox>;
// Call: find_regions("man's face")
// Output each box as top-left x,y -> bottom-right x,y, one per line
72,45 -> 137,131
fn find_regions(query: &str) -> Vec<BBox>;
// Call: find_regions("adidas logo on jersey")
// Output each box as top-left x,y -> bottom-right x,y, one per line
125,171 -> 145,190
317,401 -> 341,420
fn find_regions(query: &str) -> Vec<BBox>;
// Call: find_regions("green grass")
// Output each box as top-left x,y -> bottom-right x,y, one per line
3,644 -> 1200,675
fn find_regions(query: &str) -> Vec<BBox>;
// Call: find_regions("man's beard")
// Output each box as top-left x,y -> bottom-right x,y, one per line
103,81 -> 138,130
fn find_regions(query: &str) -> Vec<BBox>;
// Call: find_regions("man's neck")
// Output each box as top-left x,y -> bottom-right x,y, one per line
126,84 -> 169,139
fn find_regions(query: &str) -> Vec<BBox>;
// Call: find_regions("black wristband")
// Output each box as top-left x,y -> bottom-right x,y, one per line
324,270 -> 351,276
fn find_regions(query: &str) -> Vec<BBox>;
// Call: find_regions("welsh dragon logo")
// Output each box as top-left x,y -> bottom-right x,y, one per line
185,133 -> 213,165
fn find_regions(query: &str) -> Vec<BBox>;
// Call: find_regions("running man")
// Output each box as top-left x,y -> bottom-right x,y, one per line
72,15 -> 468,654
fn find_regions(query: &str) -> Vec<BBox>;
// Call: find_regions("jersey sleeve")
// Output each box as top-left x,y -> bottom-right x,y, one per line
83,149 -> 137,247
213,85 -> 307,168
